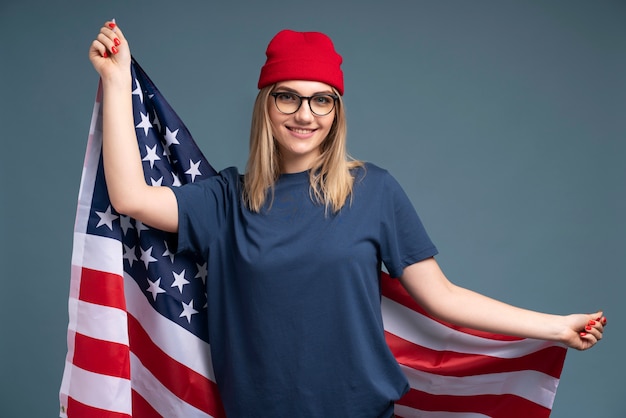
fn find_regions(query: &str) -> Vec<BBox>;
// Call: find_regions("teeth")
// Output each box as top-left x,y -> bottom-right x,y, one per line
290,128 -> 314,134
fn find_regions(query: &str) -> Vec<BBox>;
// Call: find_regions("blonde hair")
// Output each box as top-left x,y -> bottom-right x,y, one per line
243,85 -> 363,213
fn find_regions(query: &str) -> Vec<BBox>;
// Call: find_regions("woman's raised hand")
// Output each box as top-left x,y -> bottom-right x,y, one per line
561,311 -> 606,351
89,21 -> 131,84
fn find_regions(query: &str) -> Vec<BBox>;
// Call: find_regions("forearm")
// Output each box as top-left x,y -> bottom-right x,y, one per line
430,283 -> 568,342
101,76 -> 148,216
400,259 -> 571,343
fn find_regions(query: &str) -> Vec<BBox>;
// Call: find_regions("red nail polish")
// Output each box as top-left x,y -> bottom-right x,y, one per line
585,325 -> 592,331
103,51 -> 108,58
114,38 -> 121,46
111,46 -> 118,54
588,320 -> 596,326
580,332 -> 587,337
595,317 -> 601,321
108,22 -> 116,29
602,317 -> 607,325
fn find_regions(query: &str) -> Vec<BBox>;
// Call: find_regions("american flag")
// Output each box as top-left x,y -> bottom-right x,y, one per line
60,59 -> 567,417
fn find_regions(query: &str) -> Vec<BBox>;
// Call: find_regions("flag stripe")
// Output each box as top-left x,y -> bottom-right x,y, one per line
401,365 -> 559,408
397,388 -> 551,418
385,332 -> 566,377
127,314 -> 224,416
79,267 -> 126,310
71,299 -> 128,345
394,404 -> 489,418
382,295 -> 566,362
67,397 -> 131,418
72,333 -> 130,379
130,353 -> 225,417
381,273 -> 522,341
63,364 -> 131,415
131,390 -> 164,418
74,232 -> 123,275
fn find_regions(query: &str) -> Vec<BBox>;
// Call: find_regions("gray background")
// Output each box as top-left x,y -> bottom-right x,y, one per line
1,0 -> 624,417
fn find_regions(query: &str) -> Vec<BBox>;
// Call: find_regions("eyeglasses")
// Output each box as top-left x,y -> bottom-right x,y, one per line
270,92 -> 338,116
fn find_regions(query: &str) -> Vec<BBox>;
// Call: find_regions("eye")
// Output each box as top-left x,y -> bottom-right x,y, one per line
275,92 -> 298,102
312,95 -> 332,105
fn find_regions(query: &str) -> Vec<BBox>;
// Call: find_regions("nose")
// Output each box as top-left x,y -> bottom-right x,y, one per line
293,98 -> 315,123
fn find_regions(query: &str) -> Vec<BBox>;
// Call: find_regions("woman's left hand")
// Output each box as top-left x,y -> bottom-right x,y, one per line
561,311 -> 606,350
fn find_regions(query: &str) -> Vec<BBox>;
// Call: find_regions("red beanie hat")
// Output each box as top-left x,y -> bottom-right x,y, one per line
258,29 -> 344,95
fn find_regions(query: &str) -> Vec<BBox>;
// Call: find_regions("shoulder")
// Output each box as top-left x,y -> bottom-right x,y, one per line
352,162 -> 398,188
173,166 -> 241,198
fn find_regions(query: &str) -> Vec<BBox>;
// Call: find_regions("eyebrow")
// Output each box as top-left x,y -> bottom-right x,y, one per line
273,85 -> 335,95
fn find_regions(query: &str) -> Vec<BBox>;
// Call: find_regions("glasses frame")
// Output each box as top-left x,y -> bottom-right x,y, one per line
270,92 -> 339,116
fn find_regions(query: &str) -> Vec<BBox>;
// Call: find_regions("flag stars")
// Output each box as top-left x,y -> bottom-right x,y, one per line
135,220 -> 150,238
151,176 -> 163,187
179,299 -> 198,323
140,246 -> 158,269
195,262 -> 208,285
164,127 -> 180,148
146,278 -> 166,301
131,78 -> 143,103
136,112 -> 153,136
163,241 -> 175,263
171,172 -> 182,187
142,144 -> 161,168
185,159 -> 202,182
123,244 -> 137,267
152,110 -> 161,133
171,269 -> 189,293
120,215 -> 134,236
95,205 -> 118,230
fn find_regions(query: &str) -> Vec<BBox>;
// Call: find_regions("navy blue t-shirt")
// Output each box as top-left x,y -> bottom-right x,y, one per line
171,163 -> 437,417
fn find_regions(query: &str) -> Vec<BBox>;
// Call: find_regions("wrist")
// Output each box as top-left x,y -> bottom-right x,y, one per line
100,71 -> 132,91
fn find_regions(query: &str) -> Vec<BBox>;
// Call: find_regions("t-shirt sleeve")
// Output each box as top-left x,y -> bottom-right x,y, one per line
169,167 -> 238,256
379,171 -> 438,278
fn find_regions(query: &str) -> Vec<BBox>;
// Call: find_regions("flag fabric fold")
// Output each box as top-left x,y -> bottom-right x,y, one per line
60,59 -> 567,418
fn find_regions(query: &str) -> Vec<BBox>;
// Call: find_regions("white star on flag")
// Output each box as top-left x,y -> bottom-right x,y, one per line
131,77 -> 143,103
123,244 -> 137,267
171,269 -> 189,293
195,262 -> 208,285
179,299 -> 198,323
185,159 -> 202,182
120,215 -> 134,235
163,241 -> 176,263
136,111 -> 153,136
146,277 -> 166,301
95,205 -> 118,230
140,246 -> 157,269
164,127 -> 180,147
142,144 -> 161,168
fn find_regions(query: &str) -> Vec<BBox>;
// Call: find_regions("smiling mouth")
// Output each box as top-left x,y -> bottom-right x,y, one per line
288,127 -> 316,134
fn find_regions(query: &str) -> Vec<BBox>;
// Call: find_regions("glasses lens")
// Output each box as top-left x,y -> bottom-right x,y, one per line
274,92 -> 300,114
310,95 -> 336,116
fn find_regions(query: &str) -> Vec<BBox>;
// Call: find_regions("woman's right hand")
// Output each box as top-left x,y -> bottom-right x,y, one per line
89,21 -> 131,85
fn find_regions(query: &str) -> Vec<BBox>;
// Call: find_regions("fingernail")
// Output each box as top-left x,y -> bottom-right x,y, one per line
111,46 -> 119,54
588,320 -> 596,326
114,38 -> 121,46
585,325 -> 592,331
103,51 -> 109,58
108,22 -> 116,29
580,332 -> 587,337
602,317 -> 607,325
595,317 -> 601,321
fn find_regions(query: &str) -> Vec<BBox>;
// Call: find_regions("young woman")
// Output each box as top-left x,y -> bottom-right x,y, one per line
89,21 -> 606,417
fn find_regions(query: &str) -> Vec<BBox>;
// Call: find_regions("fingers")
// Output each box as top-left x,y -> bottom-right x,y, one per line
92,21 -> 126,58
579,311 -> 606,343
